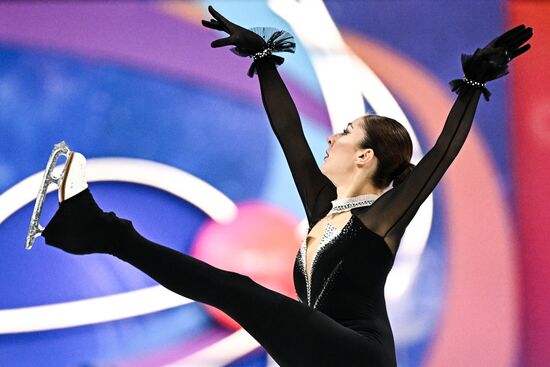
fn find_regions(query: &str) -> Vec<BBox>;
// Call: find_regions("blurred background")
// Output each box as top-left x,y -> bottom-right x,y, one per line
0,1 -> 548,366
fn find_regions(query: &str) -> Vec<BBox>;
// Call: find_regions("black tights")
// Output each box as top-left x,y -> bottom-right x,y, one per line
42,189 -> 392,367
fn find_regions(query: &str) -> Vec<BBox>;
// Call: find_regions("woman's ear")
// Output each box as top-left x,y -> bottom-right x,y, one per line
356,148 -> 375,166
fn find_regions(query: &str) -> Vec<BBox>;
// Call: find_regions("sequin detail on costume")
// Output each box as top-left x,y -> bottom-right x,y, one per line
298,195 -> 381,307
328,194 -> 379,215
302,222 -> 341,306
297,239 -> 307,303
313,260 -> 343,309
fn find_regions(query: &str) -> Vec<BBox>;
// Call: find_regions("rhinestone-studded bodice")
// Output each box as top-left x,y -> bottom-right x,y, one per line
292,205 -> 395,341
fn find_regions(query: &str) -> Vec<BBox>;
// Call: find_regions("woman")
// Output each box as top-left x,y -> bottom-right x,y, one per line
41,6 -> 532,366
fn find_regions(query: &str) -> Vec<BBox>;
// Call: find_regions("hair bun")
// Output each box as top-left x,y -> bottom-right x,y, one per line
393,163 -> 415,188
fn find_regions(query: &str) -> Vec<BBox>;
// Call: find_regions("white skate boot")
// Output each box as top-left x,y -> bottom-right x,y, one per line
25,141 -> 88,250
58,150 -> 88,203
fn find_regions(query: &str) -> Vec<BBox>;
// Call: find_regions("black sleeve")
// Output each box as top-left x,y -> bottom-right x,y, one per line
255,57 -> 337,225
358,87 -> 483,252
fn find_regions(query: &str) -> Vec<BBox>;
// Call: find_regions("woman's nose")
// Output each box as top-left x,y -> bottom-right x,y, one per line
327,134 -> 335,145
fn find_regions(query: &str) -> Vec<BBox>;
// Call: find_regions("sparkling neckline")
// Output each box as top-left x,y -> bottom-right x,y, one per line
299,212 -> 394,307
328,194 -> 380,215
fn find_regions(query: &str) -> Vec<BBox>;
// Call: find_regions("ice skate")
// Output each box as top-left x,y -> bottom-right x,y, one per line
25,141 -> 88,250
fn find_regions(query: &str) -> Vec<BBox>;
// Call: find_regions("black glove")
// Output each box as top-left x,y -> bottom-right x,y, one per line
201,5 -> 295,77
450,24 -> 533,101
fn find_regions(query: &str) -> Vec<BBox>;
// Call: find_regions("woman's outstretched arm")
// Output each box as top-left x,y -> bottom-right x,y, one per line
360,87 -> 482,251
255,57 -> 336,224
201,6 -> 336,225
358,25 -> 532,253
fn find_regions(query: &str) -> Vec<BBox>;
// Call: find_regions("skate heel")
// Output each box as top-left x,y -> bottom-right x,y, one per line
25,141 -> 87,250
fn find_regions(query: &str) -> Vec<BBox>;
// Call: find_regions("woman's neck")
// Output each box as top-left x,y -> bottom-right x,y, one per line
336,182 -> 384,200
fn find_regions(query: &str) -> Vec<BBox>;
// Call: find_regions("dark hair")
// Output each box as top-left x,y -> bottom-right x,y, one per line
359,114 -> 415,189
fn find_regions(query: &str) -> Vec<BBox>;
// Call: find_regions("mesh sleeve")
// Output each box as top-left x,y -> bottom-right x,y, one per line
255,57 -> 336,225
358,87 -> 483,252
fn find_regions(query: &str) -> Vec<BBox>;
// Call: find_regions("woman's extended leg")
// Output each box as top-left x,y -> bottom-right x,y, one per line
42,189 -> 390,367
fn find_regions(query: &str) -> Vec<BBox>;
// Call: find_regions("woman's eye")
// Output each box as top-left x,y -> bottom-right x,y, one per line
342,129 -> 348,135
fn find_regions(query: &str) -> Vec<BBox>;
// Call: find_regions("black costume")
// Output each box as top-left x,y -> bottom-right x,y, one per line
41,15 -> 532,367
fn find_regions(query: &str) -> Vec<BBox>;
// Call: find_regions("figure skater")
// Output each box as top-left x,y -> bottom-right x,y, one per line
39,6 -> 532,366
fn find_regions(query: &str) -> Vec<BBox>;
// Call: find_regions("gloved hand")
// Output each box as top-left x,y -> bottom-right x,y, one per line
450,24 -> 533,101
201,5 -> 295,77
201,5 -> 267,56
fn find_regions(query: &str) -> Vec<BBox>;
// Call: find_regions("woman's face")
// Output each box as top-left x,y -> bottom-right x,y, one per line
320,117 -> 370,182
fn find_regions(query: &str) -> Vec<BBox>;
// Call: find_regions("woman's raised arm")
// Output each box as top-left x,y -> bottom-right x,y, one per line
202,6 -> 336,224
358,25 -> 533,253
361,87 -> 482,253
254,58 -> 336,224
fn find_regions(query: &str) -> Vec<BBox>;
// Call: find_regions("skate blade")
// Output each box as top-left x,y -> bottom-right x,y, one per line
25,141 -> 73,250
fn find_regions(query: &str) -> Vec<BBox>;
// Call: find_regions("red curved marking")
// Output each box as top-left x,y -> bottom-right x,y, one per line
509,2 -> 550,366
343,31 -> 518,366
